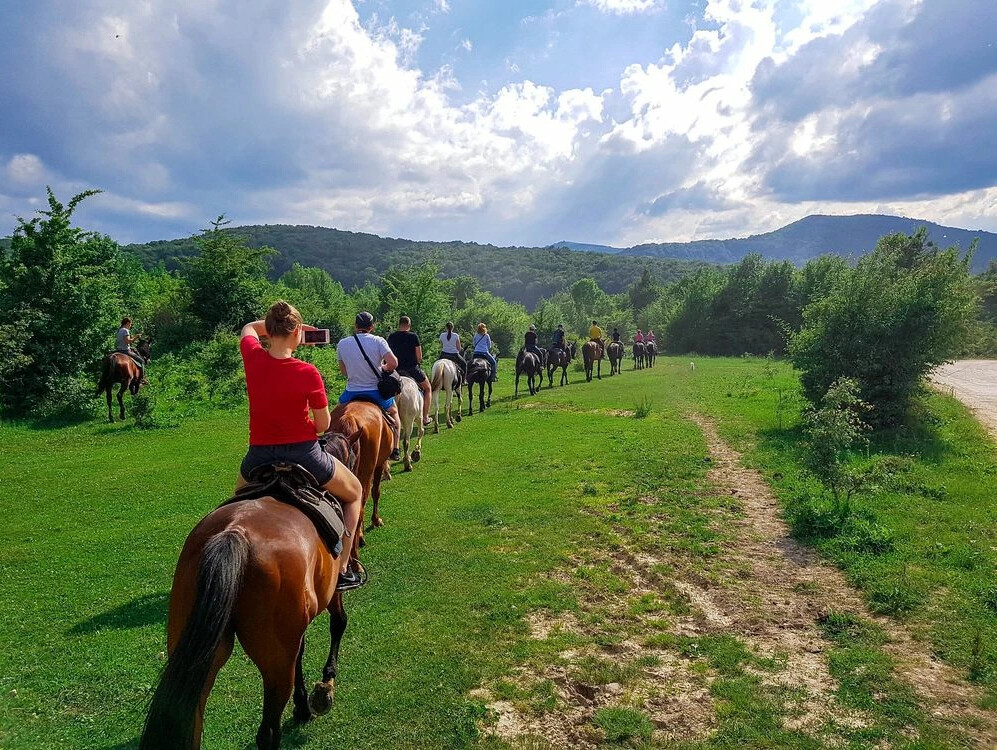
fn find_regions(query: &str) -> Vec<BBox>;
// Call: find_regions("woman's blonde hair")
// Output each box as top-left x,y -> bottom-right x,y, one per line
477,322 -> 487,334
265,300 -> 303,337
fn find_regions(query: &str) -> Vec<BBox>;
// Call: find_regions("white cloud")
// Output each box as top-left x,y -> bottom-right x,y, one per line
580,0 -> 660,14
458,37 -> 472,52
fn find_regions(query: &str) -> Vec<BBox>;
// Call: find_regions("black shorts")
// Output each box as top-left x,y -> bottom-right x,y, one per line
397,366 -> 427,384
241,440 -> 334,485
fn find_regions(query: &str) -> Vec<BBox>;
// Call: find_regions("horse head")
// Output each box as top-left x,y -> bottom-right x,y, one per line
137,337 -> 153,363
321,427 -> 362,471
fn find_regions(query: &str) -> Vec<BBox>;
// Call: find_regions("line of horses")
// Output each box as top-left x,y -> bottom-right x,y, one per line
137,336 -> 658,749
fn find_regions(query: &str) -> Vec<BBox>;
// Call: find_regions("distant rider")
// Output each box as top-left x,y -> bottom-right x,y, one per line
237,301 -> 365,590
387,315 -> 434,427
589,320 -> 604,356
472,322 -> 498,381
439,321 -> 467,379
523,325 -> 544,364
551,324 -> 566,352
336,312 -> 402,461
611,327 -> 621,344
634,329 -> 644,344
116,317 -> 147,382
646,329 -> 656,345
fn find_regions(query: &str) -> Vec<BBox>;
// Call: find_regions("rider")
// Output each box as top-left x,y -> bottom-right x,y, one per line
646,329 -> 656,346
237,301 -> 365,590
439,321 -> 467,380
387,316 -> 434,427
336,312 -> 402,461
589,320 -> 605,356
115,317 -> 147,382
523,324 -> 544,364
472,322 -> 498,381
551,324 -> 566,352
611,327 -> 621,344
634,329 -> 644,344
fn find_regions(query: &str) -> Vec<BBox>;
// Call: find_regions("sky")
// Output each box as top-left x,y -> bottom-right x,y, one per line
1,0 -> 996,247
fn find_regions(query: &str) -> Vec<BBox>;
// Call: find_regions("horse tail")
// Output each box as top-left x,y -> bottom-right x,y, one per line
431,361 -> 444,391
95,357 -> 113,396
139,531 -> 249,750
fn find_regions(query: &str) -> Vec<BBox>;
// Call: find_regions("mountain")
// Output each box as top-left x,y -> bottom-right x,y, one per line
548,240 -> 625,254
612,215 -> 997,272
124,225 -> 705,309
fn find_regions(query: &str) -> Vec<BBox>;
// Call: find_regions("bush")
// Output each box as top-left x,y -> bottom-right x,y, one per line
634,396 -> 653,419
35,374 -> 99,424
789,230 -> 977,427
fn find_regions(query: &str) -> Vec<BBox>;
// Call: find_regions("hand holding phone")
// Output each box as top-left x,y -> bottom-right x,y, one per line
303,328 -> 330,345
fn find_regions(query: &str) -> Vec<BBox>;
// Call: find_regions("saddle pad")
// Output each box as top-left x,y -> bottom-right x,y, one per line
221,466 -> 345,556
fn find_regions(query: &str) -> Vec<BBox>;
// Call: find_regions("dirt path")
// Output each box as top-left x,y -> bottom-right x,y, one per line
932,359 -> 997,437
690,414 -> 997,746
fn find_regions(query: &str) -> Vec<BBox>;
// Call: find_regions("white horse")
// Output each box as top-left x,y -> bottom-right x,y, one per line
396,375 -> 425,472
430,358 -> 463,432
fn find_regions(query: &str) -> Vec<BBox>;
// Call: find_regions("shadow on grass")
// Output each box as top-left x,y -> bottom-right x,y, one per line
69,591 -> 169,635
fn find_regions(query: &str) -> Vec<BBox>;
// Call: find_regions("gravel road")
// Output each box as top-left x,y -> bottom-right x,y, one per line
931,359 -> 997,437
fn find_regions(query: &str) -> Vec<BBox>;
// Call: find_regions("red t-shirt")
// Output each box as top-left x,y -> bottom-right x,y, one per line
240,336 -> 328,446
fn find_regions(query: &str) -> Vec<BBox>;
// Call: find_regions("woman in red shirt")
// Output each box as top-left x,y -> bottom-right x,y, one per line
238,301 -> 364,589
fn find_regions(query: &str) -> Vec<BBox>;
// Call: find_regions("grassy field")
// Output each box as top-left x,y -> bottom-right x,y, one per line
1,356 -> 996,748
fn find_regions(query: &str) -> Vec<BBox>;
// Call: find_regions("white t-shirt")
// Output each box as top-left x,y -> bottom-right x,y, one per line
337,333 -> 393,391
439,331 -> 461,354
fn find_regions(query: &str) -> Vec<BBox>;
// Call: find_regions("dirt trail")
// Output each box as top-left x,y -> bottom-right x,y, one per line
932,360 -> 997,437
690,414 -> 997,745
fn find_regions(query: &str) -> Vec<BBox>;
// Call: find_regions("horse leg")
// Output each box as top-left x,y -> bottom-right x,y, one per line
514,370 -> 520,398
403,421 -> 412,472
310,593 -> 347,716
104,387 -> 113,423
412,419 -> 423,463
293,637 -> 312,723
370,458 -> 385,527
467,383 -> 474,416
255,656 -> 296,750
486,380 -> 492,407
117,382 -> 127,420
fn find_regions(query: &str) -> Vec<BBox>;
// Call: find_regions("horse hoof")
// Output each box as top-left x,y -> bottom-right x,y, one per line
294,702 -> 315,723
434,425 -> 440,434
309,681 -> 335,716
455,414 -> 461,423
373,516 -> 384,528
358,535 -> 366,548
404,463 -> 412,472
412,450 -> 421,463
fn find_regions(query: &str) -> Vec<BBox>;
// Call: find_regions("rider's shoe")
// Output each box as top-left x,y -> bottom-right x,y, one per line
336,560 -> 368,592
389,448 -> 401,461
422,416 -> 434,426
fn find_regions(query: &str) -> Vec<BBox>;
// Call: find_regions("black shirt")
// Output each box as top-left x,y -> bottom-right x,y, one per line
387,330 -> 421,369
525,331 -> 537,347
612,330 -> 621,342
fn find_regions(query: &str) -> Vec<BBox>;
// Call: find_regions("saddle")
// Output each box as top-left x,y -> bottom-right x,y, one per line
221,463 -> 345,556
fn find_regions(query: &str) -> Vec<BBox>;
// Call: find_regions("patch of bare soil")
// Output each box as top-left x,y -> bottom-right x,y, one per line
689,414 -> 997,746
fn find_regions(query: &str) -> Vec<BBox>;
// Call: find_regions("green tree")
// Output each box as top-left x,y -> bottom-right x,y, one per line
628,266 -> 660,314
378,262 -> 452,346
790,230 -> 978,426
182,217 -> 276,335
0,188 -> 124,414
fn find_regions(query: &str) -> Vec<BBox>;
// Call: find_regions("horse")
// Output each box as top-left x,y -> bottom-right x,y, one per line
632,342 -> 645,370
515,349 -> 542,397
329,400 -> 393,554
607,341 -> 624,376
138,429 -> 361,750
645,340 -> 657,368
395,376 -> 425,472
465,354 -> 493,416
430,358 -> 462,431
96,338 -> 152,422
547,342 -> 576,387
582,340 -> 603,382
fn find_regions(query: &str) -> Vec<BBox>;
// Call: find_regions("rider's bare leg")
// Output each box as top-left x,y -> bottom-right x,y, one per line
387,403 -> 401,453
419,379 -> 432,423
321,457 -> 363,575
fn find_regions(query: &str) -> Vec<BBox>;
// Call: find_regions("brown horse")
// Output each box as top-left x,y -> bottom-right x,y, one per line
139,430 -> 360,750
96,338 -> 151,422
645,340 -> 657,367
515,349 -> 543,397
607,341 -> 624,376
582,340 -> 602,382
329,400 -> 394,556
547,342 -> 576,387
632,342 -> 646,370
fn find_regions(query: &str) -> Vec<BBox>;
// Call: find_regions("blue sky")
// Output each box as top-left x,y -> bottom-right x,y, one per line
1,0 -> 995,246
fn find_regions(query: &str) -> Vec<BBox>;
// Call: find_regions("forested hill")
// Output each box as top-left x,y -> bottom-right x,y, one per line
123,224 -> 706,308
554,215 -> 997,272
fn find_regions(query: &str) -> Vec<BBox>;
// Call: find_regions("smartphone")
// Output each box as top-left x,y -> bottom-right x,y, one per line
304,329 -> 330,345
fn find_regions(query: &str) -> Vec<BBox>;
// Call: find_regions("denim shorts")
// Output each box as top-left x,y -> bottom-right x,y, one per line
241,440 -> 334,485
339,389 -> 395,410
